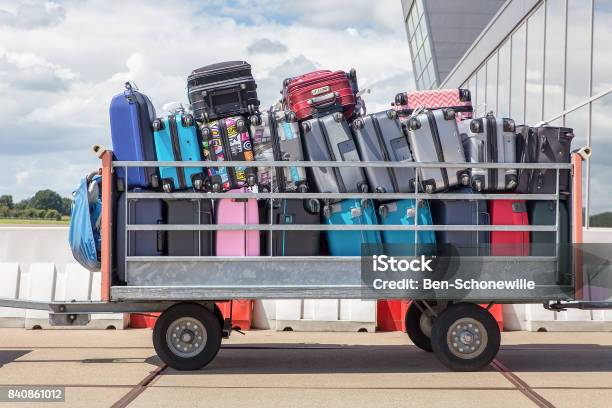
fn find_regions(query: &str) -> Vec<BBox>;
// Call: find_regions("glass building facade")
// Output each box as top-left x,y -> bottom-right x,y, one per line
428,0 -> 612,228
405,0 -> 438,90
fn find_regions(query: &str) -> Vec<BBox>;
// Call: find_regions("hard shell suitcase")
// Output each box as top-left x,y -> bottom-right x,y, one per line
152,111 -> 205,192
261,199 -> 321,256
325,199 -> 381,256
200,116 -> 257,192
516,126 -> 575,194
378,199 -> 436,249
251,108 -> 307,192
459,114 -> 518,192
302,111 -> 368,194
489,200 -> 529,256
187,61 -> 259,122
115,193 -> 165,283
166,199 -> 214,256
109,82 -> 157,190
284,69 -> 361,121
394,88 -> 473,122
405,109 -> 470,193
352,110 -> 416,194
215,188 -> 260,256
430,188 -> 490,256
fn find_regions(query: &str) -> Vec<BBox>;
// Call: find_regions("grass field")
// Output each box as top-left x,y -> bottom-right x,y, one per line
0,217 -> 70,225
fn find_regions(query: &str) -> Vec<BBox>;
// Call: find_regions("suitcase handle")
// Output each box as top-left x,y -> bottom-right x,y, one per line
156,220 -> 166,253
308,92 -> 338,109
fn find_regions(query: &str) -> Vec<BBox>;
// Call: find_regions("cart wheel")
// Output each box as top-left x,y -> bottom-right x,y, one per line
430,303 -> 500,372
153,303 -> 222,371
405,302 -> 433,352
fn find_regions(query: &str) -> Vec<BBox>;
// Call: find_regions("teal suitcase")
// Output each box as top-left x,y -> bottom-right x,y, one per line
378,199 -> 436,251
324,199 -> 381,256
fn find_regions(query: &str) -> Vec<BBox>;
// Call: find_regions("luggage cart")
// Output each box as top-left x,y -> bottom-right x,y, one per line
1,147 -> 608,372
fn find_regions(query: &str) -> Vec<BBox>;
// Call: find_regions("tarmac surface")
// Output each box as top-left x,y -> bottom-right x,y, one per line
0,329 -> 610,407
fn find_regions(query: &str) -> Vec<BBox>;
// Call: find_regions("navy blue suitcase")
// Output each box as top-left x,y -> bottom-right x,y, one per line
115,192 -> 165,283
430,188 -> 490,256
109,82 -> 158,190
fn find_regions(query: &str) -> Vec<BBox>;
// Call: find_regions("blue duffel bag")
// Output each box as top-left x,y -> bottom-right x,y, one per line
69,173 -> 102,271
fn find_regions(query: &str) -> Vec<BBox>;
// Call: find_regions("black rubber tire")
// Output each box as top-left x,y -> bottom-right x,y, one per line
405,302 -> 433,352
153,303 -> 222,371
430,303 -> 500,372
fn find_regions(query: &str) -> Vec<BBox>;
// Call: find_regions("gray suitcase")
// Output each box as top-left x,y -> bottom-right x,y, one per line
352,109 -> 416,193
251,107 -> 307,192
459,114 -> 518,192
166,199 -> 213,256
302,111 -> 368,194
405,109 -> 470,192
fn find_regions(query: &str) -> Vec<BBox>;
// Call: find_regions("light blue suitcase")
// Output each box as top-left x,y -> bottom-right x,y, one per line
378,199 -> 436,253
152,111 -> 205,192
324,199 -> 382,256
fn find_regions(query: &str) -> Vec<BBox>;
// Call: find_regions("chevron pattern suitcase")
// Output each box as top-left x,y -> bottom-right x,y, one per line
395,89 -> 473,122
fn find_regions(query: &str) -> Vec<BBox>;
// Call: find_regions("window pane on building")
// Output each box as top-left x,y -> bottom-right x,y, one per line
498,40 -> 511,118
544,0 -> 566,120
589,95 -> 612,224
511,23 -> 527,123
486,53 -> 498,114
525,5 -> 545,125
476,65 -> 487,115
592,0 -> 612,94
566,0 -> 591,107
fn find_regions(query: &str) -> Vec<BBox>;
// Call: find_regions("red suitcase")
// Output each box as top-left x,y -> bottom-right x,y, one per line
284,69 -> 358,121
394,88 -> 473,122
489,200 -> 529,256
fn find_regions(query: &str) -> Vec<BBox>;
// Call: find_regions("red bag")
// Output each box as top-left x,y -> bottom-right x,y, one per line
489,200 -> 530,256
284,69 -> 360,121
394,88 -> 473,122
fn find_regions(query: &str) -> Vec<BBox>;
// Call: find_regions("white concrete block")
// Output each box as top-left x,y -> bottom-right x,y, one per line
275,300 -> 302,321
24,263 -> 56,329
302,299 -> 314,320
64,264 -> 92,301
502,304 -> 527,331
339,300 -> 376,323
90,272 -> 127,329
252,300 -> 276,330
0,263 -> 24,327
313,300 -> 339,321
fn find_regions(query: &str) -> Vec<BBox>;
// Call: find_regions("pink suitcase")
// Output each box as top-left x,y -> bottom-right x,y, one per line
394,88 -> 473,122
215,188 -> 260,256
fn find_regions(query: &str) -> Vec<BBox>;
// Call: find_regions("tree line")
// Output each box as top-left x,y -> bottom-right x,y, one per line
0,191 -> 72,221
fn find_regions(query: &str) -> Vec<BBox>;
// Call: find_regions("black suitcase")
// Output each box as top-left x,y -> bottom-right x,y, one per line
166,199 -> 214,256
430,188 -> 490,256
516,126 -> 574,193
115,193 -> 165,283
261,199 -> 321,256
351,109 -> 416,194
301,111 -> 368,194
187,61 -> 259,122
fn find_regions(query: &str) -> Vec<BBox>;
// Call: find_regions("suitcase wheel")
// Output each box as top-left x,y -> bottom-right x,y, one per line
322,205 -> 331,218
283,77 -> 292,88
250,114 -> 262,127
503,118 -> 516,132
152,119 -> 164,131
353,118 -> 364,130
332,112 -> 343,123
151,175 -> 160,189
472,178 -> 483,192
211,182 -> 221,193
236,119 -> 247,133
301,121 -> 312,133
424,183 -> 434,194
162,180 -> 174,193
506,175 -> 518,190
395,92 -> 407,106
297,183 -> 308,193
247,174 -> 257,187
285,111 -> 297,122
348,68 -> 357,81
359,183 -> 369,193
375,186 -> 386,193
305,199 -> 320,214
460,173 -> 471,186
408,117 -> 421,131
201,126 -> 212,138
192,175 -> 204,191
182,114 -> 194,127
378,205 -> 388,219
443,109 -> 456,121
386,109 -> 397,120
470,119 -> 483,133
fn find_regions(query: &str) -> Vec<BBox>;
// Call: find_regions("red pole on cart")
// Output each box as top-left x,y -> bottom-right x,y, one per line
100,150 -> 113,302
572,147 -> 591,301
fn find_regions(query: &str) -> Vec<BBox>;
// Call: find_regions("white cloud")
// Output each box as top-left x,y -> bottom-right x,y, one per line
0,0 -> 414,200
0,1 -> 66,29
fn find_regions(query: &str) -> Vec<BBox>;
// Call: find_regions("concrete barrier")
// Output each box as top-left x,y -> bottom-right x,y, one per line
0,227 -> 127,329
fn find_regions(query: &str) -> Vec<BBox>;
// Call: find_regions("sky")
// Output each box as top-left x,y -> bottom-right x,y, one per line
0,0 -> 415,201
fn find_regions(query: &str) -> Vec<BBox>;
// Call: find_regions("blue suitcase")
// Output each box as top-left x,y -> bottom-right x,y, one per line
324,199 -> 381,256
430,187 -> 490,256
109,82 -> 157,190
152,111 -> 205,192
378,200 -> 436,251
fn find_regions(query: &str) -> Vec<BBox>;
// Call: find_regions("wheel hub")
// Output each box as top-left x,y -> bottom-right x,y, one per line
166,317 -> 207,358
446,317 -> 487,359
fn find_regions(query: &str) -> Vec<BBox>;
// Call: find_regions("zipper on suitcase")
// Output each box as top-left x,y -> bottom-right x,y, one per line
169,115 -> 186,189
371,116 -> 399,193
425,111 -> 448,189
219,118 -> 237,188
486,116 -> 498,189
